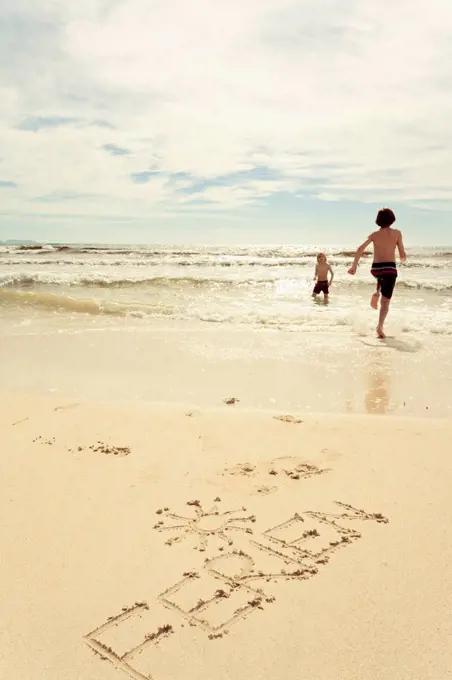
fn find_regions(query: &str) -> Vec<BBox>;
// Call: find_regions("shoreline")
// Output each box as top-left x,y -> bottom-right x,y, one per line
1,319 -> 451,418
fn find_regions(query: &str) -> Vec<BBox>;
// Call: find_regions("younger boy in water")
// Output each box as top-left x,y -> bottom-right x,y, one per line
313,252 -> 334,303
348,208 -> 406,338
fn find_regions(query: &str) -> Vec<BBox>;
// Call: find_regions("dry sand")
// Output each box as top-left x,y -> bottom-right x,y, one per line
1,394 -> 452,680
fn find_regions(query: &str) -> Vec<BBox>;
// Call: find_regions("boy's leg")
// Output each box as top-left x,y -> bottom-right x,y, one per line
376,275 -> 396,338
371,282 -> 380,309
377,297 -> 390,338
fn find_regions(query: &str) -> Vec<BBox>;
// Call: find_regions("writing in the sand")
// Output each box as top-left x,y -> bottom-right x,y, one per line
84,502 -> 388,680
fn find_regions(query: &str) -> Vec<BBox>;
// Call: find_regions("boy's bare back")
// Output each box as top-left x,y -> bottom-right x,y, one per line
370,227 -> 404,263
348,208 -> 406,339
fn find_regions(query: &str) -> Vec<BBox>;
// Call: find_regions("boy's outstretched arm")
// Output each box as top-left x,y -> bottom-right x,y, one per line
348,236 -> 373,275
328,265 -> 334,285
397,231 -> 407,263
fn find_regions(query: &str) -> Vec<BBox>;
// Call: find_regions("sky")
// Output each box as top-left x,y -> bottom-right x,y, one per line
1,0 -> 452,245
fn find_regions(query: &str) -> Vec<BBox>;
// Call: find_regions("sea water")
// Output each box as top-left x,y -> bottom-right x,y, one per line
1,243 -> 451,336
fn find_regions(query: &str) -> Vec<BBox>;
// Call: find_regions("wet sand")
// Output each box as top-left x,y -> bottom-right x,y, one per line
1,319 -> 452,417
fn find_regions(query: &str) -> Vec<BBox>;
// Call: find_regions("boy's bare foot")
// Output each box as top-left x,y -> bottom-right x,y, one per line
376,325 -> 386,339
370,293 -> 379,310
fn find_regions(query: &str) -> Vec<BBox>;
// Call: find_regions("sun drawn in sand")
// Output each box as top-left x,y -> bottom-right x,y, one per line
154,500 -> 256,552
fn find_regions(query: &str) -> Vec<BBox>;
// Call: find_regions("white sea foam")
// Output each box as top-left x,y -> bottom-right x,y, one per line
1,269 -> 451,292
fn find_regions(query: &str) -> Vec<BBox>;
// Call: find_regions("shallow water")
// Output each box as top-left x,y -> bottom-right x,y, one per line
1,243 -> 451,336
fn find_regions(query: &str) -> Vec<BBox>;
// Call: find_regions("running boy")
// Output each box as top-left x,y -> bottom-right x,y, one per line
313,252 -> 334,303
348,208 -> 406,338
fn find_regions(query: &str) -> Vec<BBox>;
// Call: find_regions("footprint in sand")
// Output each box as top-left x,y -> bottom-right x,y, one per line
68,442 -> 131,456
255,485 -> 278,495
222,456 -> 330,495
224,462 -> 256,476
273,415 -> 303,424
33,436 -> 56,446
54,403 -> 80,412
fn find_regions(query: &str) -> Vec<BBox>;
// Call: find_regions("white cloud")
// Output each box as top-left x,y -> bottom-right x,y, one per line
1,0 -> 452,229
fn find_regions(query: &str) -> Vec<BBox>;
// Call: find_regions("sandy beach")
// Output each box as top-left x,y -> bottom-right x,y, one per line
2,0 -> 452,676
2,393 -> 452,680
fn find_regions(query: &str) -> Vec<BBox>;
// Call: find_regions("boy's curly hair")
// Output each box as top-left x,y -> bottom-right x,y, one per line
376,208 -> 396,228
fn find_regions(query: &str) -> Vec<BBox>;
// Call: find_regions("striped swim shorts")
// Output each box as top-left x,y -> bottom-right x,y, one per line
370,262 -> 398,299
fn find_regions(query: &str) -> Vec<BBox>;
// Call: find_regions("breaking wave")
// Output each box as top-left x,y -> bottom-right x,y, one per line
1,271 -> 452,292
1,257 -> 449,269
0,288 -> 174,318
1,287 -> 452,337
1,244 -> 374,258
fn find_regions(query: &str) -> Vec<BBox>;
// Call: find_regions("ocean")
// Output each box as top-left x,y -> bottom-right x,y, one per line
1,243 -> 452,336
